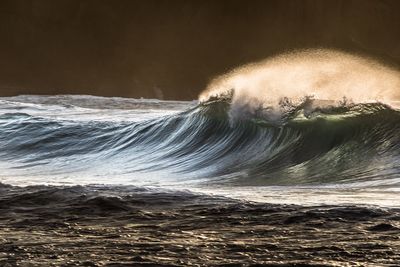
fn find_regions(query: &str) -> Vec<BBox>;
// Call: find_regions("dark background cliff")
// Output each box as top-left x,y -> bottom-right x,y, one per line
1,0 -> 399,100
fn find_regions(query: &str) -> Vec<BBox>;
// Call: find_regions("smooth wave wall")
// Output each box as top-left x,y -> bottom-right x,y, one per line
0,96 -> 399,188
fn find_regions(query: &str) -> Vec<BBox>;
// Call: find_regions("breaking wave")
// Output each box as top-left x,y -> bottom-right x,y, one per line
1,49 -> 400,188
0,96 -> 400,188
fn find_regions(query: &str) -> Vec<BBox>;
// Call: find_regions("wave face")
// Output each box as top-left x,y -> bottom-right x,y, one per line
0,95 -> 399,190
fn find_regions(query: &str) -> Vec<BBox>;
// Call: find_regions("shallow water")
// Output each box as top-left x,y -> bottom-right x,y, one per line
0,183 -> 399,266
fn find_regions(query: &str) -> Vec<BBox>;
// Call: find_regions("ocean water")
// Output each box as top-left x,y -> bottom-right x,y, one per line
0,94 -> 399,207
2,50 -> 400,265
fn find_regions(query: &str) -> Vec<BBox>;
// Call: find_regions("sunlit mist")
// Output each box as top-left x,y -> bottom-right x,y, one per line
200,49 -> 400,110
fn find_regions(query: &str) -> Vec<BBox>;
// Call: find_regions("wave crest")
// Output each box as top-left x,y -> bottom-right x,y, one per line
200,49 -> 400,122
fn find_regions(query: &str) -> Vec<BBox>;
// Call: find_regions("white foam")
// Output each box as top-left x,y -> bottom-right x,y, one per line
200,49 -> 400,120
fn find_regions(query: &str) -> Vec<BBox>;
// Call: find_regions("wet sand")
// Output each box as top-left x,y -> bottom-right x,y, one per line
0,184 -> 399,266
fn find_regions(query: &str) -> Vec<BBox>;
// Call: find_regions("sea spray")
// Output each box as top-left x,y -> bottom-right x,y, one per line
200,49 -> 400,122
